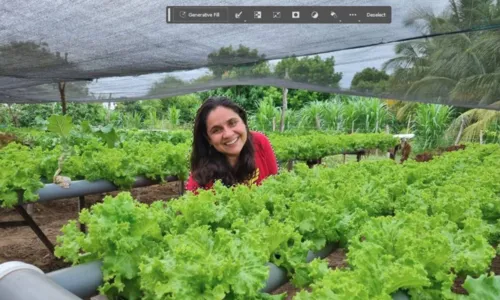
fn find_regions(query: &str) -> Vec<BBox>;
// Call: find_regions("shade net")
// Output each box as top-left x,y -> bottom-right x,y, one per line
0,0 -> 499,110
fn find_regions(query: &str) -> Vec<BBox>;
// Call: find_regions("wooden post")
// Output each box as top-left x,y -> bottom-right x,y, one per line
26,204 -> 33,215
480,130 -> 484,144
7,104 -> 19,127
455,117 -> 465,145
179,180 -> 185,196
78,196 -> 86,232
385,125 -> 390,158
280,69 -> 289,133
58,81 -> 67,115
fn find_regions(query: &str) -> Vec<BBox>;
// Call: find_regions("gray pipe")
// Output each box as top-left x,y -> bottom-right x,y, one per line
261,262 -> 288,293
42,244 -> 339,296
0,262 -> 81,300
261,243 -> 337,293
306,242 -> 337,263
392,290 -> 410,300
31,176 -> 178,203
41,245 -> 410,300
47,261 -> 103,299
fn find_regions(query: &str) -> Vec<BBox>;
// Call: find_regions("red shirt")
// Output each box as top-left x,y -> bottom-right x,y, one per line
185,131 -> 278,192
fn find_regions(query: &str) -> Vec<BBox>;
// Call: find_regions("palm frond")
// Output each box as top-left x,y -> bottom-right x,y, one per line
405,76 -> 457,100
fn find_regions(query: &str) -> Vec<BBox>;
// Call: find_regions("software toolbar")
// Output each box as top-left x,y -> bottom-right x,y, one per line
167,6 -> 391,24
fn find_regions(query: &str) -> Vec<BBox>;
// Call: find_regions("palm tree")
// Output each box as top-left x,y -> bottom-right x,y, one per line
447,102 -> 500,142
385,0 -> 500,108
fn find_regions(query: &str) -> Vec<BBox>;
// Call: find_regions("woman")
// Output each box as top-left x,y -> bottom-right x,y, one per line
185,96 -> 278,192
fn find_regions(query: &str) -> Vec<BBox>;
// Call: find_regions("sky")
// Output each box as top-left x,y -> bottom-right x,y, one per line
87,42 -> 401,98
87,1 -> 450,99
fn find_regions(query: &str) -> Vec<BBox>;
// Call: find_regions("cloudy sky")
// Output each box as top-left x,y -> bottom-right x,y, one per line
88,1 -> 450,99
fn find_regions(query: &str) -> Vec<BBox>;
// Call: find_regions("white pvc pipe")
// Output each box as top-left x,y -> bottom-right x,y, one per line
0,261 -> 81,300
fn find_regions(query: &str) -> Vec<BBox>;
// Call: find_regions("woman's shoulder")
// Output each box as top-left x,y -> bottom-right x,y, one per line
250,131 -> 269,143
250,131 -> 272,152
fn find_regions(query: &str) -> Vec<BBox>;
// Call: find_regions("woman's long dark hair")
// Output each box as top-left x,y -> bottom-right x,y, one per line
190,96 -> 256,187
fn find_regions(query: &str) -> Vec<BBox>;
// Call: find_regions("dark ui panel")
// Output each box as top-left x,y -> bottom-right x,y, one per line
167,6 -> 392,24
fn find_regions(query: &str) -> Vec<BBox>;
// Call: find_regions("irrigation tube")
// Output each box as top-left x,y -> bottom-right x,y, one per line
23,175 -> 179,204
0,244 -> 410,299
0,262 -> 81,300
47,261 -> 103,299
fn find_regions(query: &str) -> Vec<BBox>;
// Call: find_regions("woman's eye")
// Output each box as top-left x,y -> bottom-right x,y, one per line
229,120 -> 237,127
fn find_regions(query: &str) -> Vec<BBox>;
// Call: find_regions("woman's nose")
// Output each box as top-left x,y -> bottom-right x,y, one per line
221,126 -> 232,138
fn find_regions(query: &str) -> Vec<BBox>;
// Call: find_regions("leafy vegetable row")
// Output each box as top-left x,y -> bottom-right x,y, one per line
1,125 -> 397,207
55,144 -> 500,299
268,132 -> 399,161
0,140 -> 190,207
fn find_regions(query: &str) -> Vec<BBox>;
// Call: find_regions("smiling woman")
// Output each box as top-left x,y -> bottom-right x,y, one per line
186,96 -> 278,192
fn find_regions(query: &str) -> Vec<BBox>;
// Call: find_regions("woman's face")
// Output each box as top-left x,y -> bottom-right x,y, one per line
205,106 -> 248,158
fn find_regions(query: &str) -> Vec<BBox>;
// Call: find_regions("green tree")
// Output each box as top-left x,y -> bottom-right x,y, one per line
147,76 -> 186,96
160,94 -> 202,124
207,44 -> 271,79
7,103 -> 107,127
287,89 -> 331,110
197,86 -> 278,113
0,41 -> 75,76
351,68 -> 390,94
384,0 -> 500,107
274,55 -> 342,87
447,104 -> 500,142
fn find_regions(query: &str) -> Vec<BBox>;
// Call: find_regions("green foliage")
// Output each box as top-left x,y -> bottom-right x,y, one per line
461,273 -> 500,300
5,102 -> 107,128
269,132 -> 399,161
160,94 -> 202,124
54,144 -> 500,299
207,44 -> 270,79
198,86 -> 279,113
47,115 -> 73,137
294,97 -> 391,133
0,128 -> 191,207
414,104 -> 454,150
288,89 -> 331,110
91,124 -> 120,148
351,67 -> 390,94
0,41 -> 75,76
274,55 -> 342,88
147,76 -> 186,96
383,0 -> 500,107
0,143 -> 45,206
114,94 -> 202,127
485,130 -> 500,144
249,95 -> 281,132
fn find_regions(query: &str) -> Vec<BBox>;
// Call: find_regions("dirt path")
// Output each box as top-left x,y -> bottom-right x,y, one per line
0,181 -> 182,272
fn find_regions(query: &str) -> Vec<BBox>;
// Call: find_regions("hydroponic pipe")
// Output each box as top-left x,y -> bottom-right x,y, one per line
40,244 -> 338,297
0,262 -> 81,300
25,175 -> 179,203
261,242 -> 337,293
47,261 -> 103,299
40,243 -> 409,299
